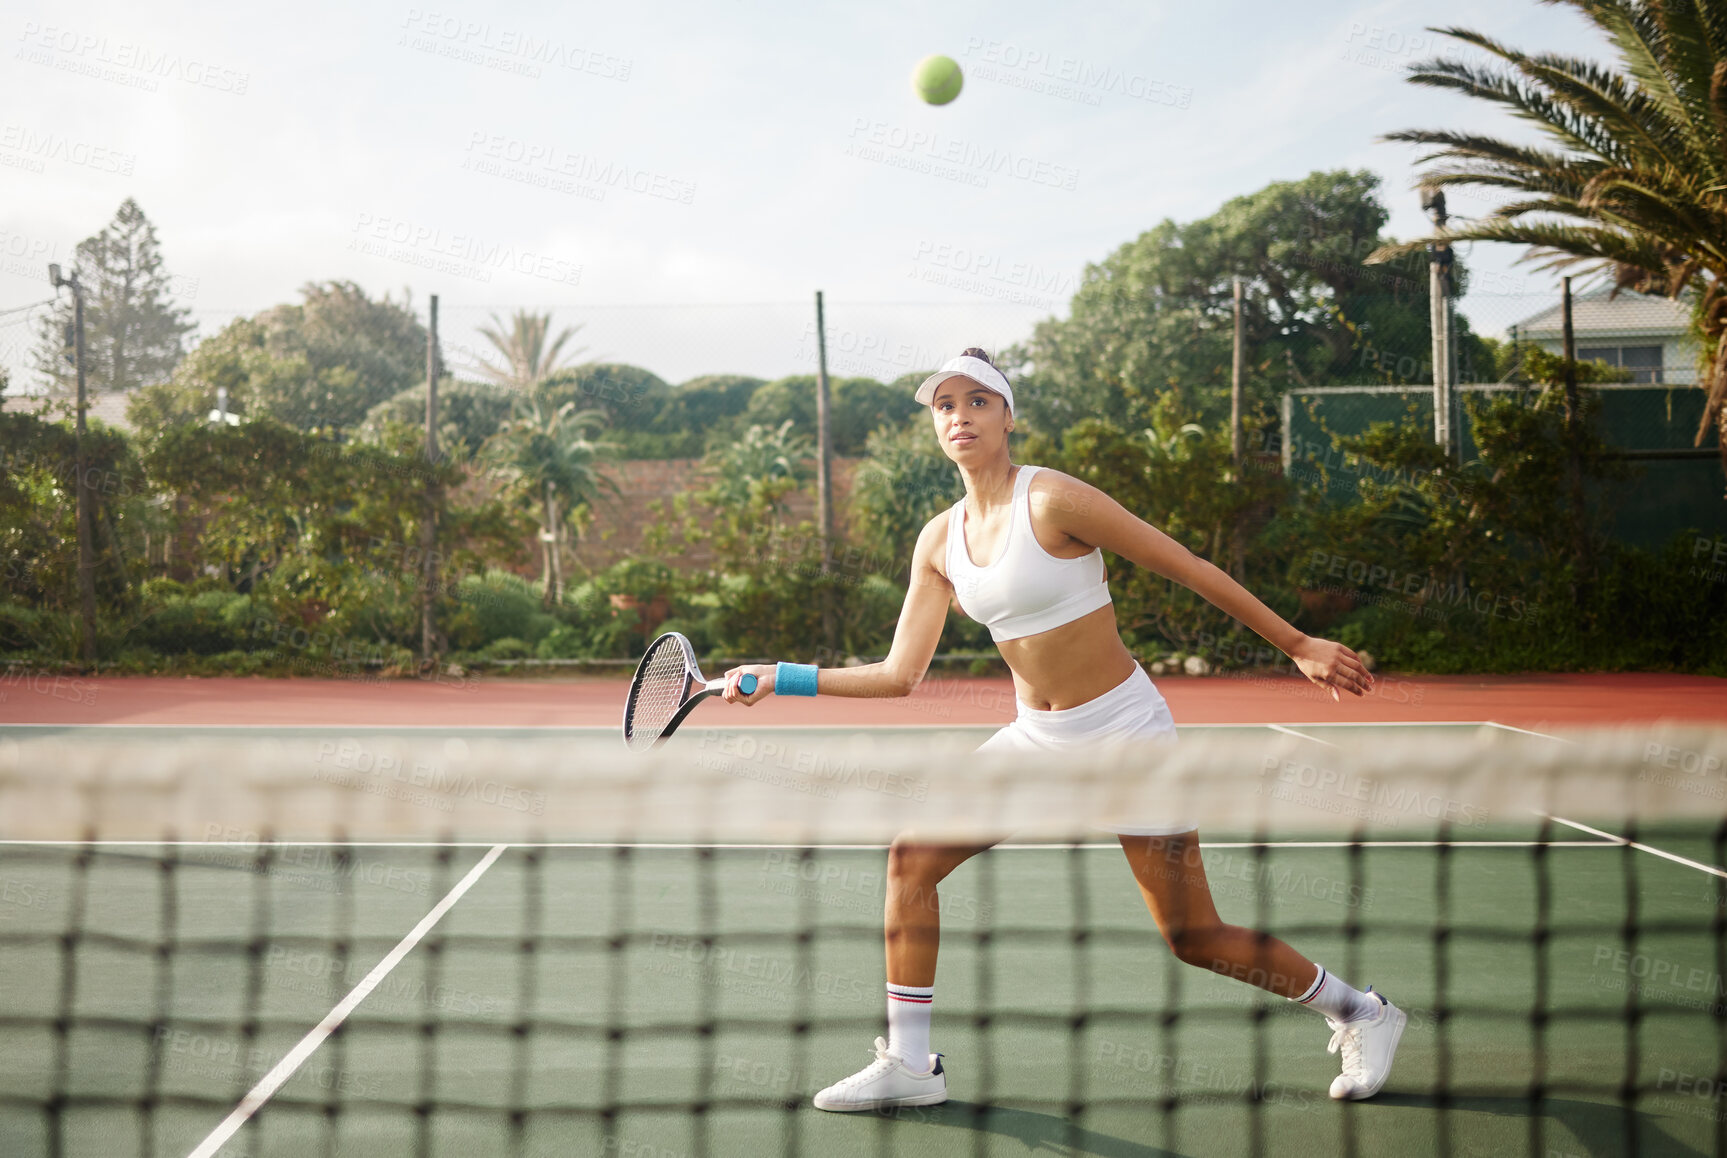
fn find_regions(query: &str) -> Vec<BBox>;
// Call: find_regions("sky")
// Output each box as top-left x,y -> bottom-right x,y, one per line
0,0 -> 1609,392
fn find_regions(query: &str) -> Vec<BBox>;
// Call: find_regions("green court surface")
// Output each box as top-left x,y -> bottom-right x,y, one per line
1,723 -> 1722,1158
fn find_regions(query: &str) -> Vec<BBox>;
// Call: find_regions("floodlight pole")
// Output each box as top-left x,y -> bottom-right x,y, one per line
50,264 -> 98,668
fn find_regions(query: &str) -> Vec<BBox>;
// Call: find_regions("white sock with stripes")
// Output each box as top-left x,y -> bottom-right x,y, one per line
1291,964 -> 1379,1023
886,983 -> 935,1071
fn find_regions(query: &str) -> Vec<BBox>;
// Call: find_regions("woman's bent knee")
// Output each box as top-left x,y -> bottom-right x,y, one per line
886,839 -> 969,889
1166,927 -> 1230,970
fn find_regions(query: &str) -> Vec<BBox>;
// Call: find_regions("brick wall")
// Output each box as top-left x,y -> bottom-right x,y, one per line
574,457 -> 863,572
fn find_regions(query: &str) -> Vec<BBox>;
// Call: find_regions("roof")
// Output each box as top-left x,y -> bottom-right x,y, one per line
1511,285 -> 1692,339
1,389 -> 137,431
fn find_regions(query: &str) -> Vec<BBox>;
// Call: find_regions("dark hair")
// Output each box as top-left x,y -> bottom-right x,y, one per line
959,347 -> 1008,384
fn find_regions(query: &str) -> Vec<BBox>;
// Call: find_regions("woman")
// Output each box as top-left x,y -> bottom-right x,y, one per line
721,349 -> 1403,1111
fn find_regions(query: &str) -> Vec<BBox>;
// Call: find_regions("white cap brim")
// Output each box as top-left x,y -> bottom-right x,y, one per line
914,355 -> 1014,412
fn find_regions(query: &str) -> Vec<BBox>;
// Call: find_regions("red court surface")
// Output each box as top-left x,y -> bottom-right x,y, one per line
1,670 -> 1722,729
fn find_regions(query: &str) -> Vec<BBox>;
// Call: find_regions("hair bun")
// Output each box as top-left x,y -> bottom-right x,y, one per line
959,347 -> 995,365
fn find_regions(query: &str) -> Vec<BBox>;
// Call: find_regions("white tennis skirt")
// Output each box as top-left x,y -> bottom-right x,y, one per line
976,664 -> 1192,836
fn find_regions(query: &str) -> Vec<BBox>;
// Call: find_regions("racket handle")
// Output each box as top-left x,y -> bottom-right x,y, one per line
704,674 -> 759,695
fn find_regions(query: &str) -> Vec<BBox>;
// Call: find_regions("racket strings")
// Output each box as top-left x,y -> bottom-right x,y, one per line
629,642 -> 693,746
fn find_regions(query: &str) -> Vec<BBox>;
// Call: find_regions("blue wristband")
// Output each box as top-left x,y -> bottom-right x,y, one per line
774,661 -> 819,697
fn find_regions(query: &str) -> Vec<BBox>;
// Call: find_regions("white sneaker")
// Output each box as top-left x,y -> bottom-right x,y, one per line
1325,989 -> 1406,1100
812,1037 -> 948,1112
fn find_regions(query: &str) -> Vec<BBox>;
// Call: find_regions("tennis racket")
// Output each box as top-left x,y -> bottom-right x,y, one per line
623,631 -> 757,751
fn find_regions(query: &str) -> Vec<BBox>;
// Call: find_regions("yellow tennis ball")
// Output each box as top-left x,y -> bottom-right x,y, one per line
913,55 -> 963,105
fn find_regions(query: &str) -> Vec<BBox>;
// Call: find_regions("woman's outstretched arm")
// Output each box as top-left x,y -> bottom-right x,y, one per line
722,515 -> 954,704
1032,471 -> 1374,699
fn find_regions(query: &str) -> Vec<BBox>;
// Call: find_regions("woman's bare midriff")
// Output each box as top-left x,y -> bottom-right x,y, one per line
995,603 -> 1139,711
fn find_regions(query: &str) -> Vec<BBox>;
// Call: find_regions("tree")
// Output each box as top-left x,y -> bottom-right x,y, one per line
667,375 -> 764,431
849,418 -> 962,578
699,420 -> 813,513
542,362 -> 672,450
1014,170 -> 1492,439
1370,0 -> 1727,469
475,310 -> 584,391
126,285 -> 430,434
141,418 -> 521,653
742,374 -> 921,455
481,398 -> 613,607
468,311 -> 613,606
126,318 -> 302,439
1019,400 -> 1288,654
32,198 -> 193,396
614,373 -> 763,458
0,410 -> 140,621
251,281 -> 429,428
360,377 -> 514,457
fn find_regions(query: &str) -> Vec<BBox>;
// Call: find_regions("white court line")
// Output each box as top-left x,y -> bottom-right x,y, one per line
1266,724 -> 1335,746
1264,721 -> 1485,728
0,724 -> 994,735
1482,721 -> 1726,877
0,720 -> 1502,731
1540,816 -> 1727,880
1483,720 -> 1579,743
185,843 -> 508,1158
2,838 -> 1619,851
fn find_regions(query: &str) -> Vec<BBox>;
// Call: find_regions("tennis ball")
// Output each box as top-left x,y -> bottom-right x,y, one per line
913,55 -> 963,105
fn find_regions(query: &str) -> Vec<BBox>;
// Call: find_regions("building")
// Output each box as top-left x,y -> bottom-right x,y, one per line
0,389 -> 138,431
1510,285 -> 1697,384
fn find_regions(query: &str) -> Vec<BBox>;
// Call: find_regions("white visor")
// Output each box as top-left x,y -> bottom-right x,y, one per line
915,355 -> 1014,413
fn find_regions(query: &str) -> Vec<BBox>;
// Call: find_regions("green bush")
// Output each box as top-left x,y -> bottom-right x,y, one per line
448,571 -> 550,649
0,602 -> 53,654
652,615 -> 715,657
480,637 -> 534,661
134,590 -> 254,655
534,625 -> 586,659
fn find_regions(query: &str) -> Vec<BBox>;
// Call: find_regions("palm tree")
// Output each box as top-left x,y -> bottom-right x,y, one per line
474,309 -> 609,606
1367,0 -> 1727,467
475,310 -> 585,391
484,401 -> 614,607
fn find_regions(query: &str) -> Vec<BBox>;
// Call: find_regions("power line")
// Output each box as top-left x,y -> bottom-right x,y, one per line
0,298 -> 55,319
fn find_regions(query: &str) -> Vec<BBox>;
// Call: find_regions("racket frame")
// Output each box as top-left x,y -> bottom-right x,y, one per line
623,631 -> 756,750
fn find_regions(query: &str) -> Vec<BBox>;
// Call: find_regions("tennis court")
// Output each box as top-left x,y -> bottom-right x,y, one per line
2,718 -> 1722,1158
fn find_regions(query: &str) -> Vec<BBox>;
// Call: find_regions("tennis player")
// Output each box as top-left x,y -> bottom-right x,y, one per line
721,349 -> 1405,1111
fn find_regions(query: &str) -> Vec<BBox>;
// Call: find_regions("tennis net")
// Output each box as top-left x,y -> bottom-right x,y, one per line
0,723 -> 1723,1157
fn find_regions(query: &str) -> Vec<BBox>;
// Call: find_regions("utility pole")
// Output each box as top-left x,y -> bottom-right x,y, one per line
1231,277 -> 1244,467
421,295 -> 440,669
50,263 -> 97,668
1559,275 -> 1589,591
814,291 -> 834,570
1422,188 -> 1454,461
813,291 -> 836,652
1560,276 -> 1577,405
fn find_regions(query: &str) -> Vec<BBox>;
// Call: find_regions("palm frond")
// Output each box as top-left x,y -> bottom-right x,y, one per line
1541,57 -> 1715,174
1404,51 -> 1632,161
1570,0 -> 1718,151
1368,217 -> 1684,277
1381,127 -> 1594,185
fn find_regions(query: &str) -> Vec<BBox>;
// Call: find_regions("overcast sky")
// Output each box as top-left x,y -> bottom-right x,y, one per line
0,0 -> 1607,391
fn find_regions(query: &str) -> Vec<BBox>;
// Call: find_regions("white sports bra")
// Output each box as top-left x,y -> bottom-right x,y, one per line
945,465 -> 1113,643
